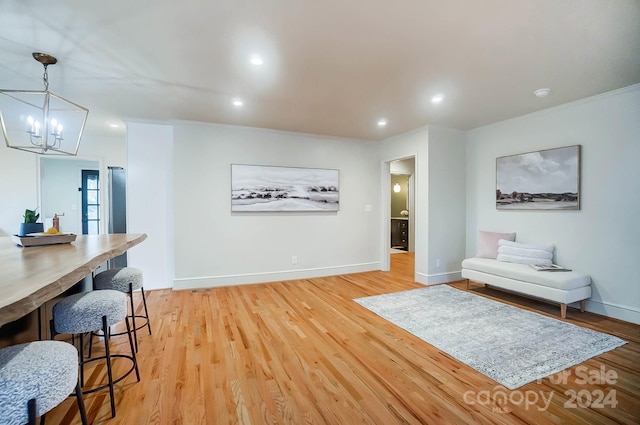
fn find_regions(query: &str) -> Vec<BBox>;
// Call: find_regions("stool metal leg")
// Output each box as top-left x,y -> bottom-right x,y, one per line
125,315 -> 141,382
27,398 -> 36,425
141,287 -> 152,335
102,315 -> 117,418
128,282 -> 139,353
80,333 -> 87,387
75,381 -> 89,425
88,328 -> 98,359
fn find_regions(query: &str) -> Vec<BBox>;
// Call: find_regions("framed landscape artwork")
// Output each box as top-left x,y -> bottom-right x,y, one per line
496,145 -> 580,210
231,164 -> 339,212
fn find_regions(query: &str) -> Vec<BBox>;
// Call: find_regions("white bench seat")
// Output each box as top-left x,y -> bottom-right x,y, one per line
461,258 -> 591,318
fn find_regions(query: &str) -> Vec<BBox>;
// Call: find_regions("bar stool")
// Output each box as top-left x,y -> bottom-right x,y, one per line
0,340 -> 88,425
93,267 -> 151,352
51,289 -> 140,418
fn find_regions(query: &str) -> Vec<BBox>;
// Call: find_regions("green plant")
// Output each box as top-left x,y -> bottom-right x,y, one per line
23,208 -> 40,224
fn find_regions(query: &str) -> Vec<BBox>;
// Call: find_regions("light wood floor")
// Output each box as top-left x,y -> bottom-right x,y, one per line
48,253 -> 640,424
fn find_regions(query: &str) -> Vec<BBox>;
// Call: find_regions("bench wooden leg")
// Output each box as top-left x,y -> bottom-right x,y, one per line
560,303 -> 567,319
580,299 -> 586,312
466,279 -> 470,290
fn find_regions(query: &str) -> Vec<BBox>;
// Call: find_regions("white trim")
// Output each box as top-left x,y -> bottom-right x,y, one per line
173,262 -> 381,290
582,300 -> 640,325
416,271 -> 463,285
381,161 -> 391,272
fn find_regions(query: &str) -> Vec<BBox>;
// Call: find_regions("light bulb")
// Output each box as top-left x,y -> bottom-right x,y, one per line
431,94 -> 444,104
250,55 -> 264,66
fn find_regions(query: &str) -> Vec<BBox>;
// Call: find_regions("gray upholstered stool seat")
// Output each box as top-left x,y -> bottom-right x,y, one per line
94,267 -> 152,352
51,289 -> 140,419
53,290 -> 128,334
94,267 -> 143,292
0,340 -> 88,425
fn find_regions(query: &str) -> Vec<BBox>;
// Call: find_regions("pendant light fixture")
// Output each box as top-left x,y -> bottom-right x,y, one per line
0,52 -> 89,155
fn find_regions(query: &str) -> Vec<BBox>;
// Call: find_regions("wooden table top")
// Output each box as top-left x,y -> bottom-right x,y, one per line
0,233 -> 147,327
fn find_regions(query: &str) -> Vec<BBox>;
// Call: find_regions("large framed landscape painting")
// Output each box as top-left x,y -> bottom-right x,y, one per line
496,145 -> 580,210
231,164 -> 339,212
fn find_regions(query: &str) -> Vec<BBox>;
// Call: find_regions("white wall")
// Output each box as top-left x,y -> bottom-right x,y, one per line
0,149 -> 39,236
466,85 -> 640,324
172,122 -> 381,289
126,122 -> 174,290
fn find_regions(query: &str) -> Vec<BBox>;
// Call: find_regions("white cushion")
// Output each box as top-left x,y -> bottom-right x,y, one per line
497,253 -> 552,265
497,239 -> 555,265
498,239 -> 554,252
462,257 -> 590,291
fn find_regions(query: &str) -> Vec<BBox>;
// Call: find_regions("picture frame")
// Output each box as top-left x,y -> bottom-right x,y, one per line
496,145 -> 580,210
231,164 -> 339,212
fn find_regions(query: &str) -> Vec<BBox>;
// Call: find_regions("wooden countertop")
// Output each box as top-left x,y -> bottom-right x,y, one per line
0,233 -> 147,327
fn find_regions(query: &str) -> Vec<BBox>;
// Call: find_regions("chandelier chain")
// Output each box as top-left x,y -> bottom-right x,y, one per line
42,64 -> 49,91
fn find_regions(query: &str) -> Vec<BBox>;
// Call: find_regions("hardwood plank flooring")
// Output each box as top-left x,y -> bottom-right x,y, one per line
47,253 -> 640,424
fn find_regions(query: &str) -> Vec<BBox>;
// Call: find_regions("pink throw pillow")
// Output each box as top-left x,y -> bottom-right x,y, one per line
476,231 -> 516,259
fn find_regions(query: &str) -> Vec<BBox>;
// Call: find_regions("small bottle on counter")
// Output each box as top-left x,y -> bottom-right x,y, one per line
53,214 -> 59,231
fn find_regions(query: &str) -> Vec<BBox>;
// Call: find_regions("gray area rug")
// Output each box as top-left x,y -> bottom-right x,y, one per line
354,285 -> 626,389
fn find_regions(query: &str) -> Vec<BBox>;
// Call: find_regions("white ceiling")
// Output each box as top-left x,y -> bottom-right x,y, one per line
1,0 -> 639,141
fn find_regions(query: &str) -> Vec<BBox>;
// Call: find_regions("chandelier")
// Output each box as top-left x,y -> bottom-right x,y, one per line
0,52 -> 89,155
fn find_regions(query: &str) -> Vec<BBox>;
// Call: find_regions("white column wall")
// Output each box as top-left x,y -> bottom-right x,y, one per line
426,126 -> 466,283
126,122 -> 174,289
378,125 -> 466,285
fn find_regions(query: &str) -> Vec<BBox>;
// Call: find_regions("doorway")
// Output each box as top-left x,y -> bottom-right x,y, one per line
388,157 -> 416,270
39,157 -> 102,235
81,169 -> 100,234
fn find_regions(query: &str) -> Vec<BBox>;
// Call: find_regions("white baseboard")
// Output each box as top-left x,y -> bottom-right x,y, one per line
416,270 -> 463,285
173,262 -> 382,290
579,299 -> 640,325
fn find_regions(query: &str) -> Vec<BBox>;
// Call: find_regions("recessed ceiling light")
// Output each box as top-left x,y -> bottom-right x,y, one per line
377,118 -> 388,127
109,124 -> 120,128
534,88 -> 551,98
250,55 -> 264,66
431,94 -> 444,104
232,99 -> 244,107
